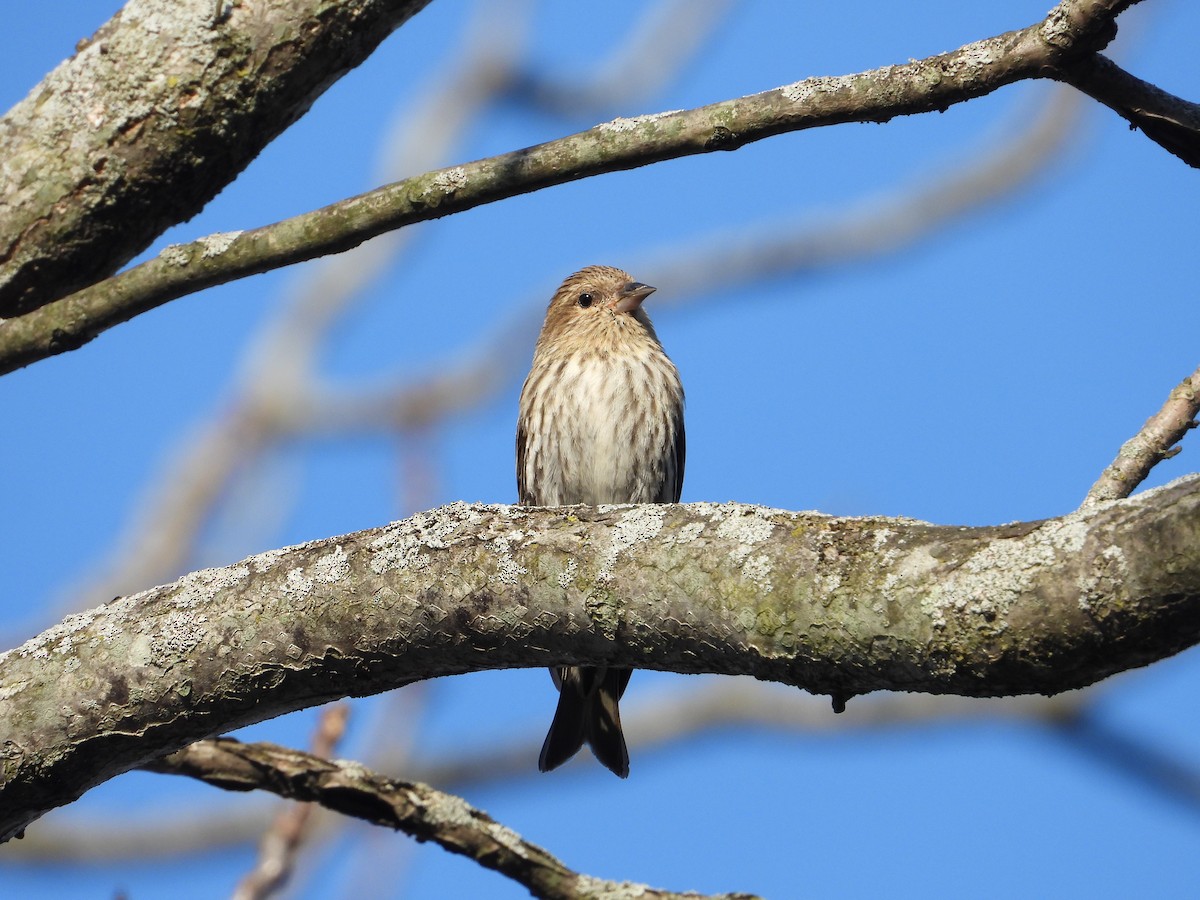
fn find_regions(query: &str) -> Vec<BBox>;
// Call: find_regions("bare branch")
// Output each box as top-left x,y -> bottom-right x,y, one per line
1084,364 -> 1200,506
0,688 -> 1088,861
0,0 -> 1138,375
1055,53 -> 1200,167
3,476 -> 1199,842
147,738 -> 758,900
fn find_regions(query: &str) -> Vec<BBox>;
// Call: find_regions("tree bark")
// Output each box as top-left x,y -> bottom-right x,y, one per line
2,474 -> 1198,842
0,0 -> 432,318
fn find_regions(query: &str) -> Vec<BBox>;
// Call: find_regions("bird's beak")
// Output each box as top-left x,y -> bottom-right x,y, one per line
612,281 -> 656,314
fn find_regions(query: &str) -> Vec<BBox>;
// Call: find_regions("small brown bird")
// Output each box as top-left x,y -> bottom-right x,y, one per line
517,265 -> 685,777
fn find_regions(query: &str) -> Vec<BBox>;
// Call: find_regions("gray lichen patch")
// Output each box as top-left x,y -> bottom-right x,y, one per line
1040,4 -> 1075,49
917,512 -> 1091,633
151,610 -> 209,662
597,505 -> 667,581
172,563 -> 251,609
369,502 -> 497,573
490,531 -> 529,586
5,607 -> 100,664
160,243 -> 190,266
431,166 -> 467,193
949,44 -> 998,77
426,788 -> 477,827
311,545 -> 350,584
283,567 -> 316,600
557,557 -> 579,589
245,546 -> 291,573
780,75 -> 846,105
368,507 -> 460,574
198,230 -> 242,257
715,504 -> 779,592
596,110 -> 682,133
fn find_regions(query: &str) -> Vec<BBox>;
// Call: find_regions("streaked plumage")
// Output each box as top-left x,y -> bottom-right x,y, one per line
517,265 -> 684,777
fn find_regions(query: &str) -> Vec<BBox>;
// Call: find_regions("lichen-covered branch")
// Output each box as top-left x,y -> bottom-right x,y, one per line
0,0 -> 1141,375
146,738 -> 758,900
0,0 -> 433,317
3,474 -> 1200,842
1084,363 -> 1200,505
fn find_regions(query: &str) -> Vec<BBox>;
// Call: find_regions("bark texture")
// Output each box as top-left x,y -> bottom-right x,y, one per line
2,475 -> 1199,842
0,0 -> 432,318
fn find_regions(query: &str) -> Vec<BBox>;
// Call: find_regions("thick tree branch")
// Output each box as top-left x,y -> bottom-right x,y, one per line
0,0 -> 1140,375
1084,363 -> 1200,505
3,474 -> 1199,842
145,738 -> 756,900
0,0 -> 433,318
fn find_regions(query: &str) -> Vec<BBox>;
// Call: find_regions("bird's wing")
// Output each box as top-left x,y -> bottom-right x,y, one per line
516,419 -> 532,505
671,408 -> 686,503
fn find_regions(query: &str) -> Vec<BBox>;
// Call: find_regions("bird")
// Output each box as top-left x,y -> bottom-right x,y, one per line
517,265 -> 685,777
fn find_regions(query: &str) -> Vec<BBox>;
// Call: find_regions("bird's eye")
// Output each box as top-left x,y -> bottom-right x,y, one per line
577,292 -> 594,308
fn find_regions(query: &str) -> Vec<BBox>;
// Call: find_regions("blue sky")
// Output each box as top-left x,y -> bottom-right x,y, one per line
3,1 -> 1200,897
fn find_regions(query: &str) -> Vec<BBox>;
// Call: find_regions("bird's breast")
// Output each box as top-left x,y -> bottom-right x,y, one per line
519,345 -> 682,506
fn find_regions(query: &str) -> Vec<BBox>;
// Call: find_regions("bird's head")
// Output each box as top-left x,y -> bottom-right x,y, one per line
537,265 -> 659,349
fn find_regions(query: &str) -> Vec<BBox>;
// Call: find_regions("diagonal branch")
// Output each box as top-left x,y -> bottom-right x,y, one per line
146,738 -> 758,900
2,474 -> 1199,843
0,0 -> 1142,375
1084,363 -> 1200,505
1054,53 -> 1200,167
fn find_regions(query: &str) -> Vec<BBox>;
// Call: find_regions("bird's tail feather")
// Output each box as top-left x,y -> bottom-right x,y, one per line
538,667 -> 589,773
539,666 -> 631,777
585,667 -> 630,778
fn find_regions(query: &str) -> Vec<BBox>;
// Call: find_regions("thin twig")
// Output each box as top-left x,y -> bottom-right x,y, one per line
1083,363 -> 1200,506
148,738 -> 760,900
